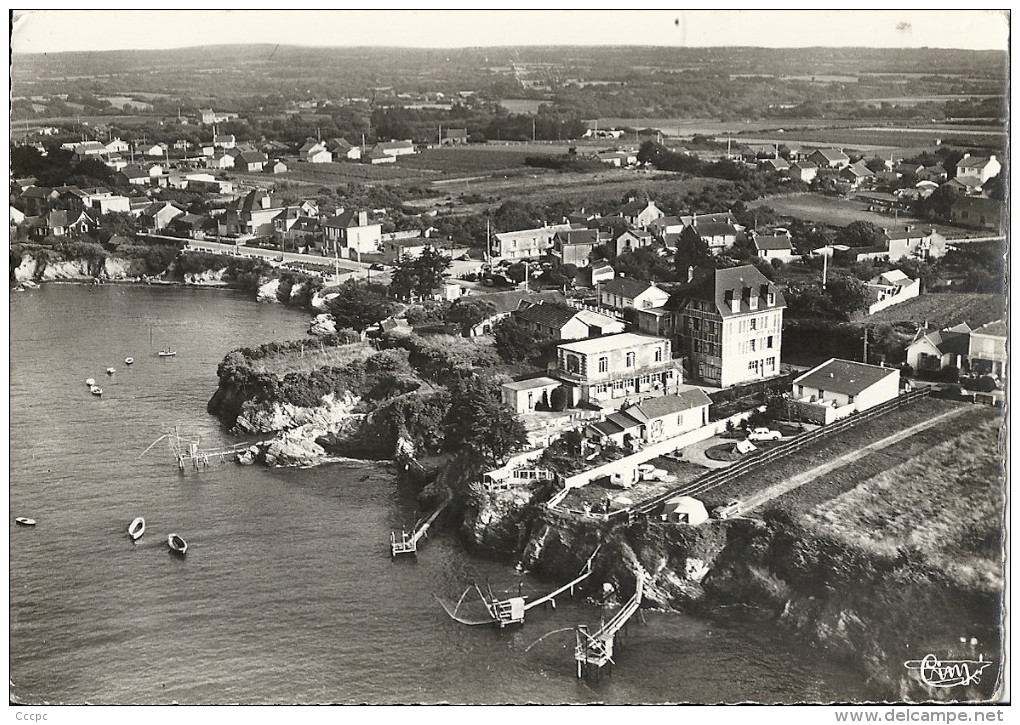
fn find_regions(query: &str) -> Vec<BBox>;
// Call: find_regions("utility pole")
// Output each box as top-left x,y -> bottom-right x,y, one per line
863,326 -> 869,363
822,248 -> 828,289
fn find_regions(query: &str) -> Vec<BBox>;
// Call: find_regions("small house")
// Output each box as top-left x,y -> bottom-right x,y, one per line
905,323 -> 971,374
501,377 -> 562,415
660,496 -> 709,526
599,277 -> 670,312
790,359 -> 899,424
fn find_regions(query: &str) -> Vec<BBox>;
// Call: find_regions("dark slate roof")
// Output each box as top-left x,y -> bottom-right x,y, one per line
810,148 -> 850,162
619,199 -> 654,216
512,303 -> 580,329
971,319 -> 1006,338
690,221 -> 737,238
753,234 -> 793,251
666,265 -> 786,317
601,276 -> 657,299
623,389 -> 712,421
235,150 -> 268,164
794,359 -> 897,397
464,289 -> 567,317
556,228 -> 599,245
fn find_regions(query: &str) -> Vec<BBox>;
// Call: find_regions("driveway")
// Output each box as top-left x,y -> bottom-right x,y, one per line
680,436 -> 738,470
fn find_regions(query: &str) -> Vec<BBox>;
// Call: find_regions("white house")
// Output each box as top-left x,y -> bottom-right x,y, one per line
598,277 -> 670,312
790,359 -> 900,424
751,230 -> 795,261
955,154 -> 1001,184
501,377 -> 562,415
865,269 -> 920,315
906,323 -> 971,374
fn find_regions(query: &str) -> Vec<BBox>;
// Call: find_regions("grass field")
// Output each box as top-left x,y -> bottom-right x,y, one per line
864,292 -> 1005,329
247,341 -> 376,378
397,147 -> 558,175
752,192 -> 973,238
805,410 -> 1004,590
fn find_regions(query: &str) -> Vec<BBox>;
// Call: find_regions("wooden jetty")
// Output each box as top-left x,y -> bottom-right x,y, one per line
484,546 -> 601,627
574,568 -> 645,678
391,495 -> 450,557
438,547 -> 601,628
139,426 -> 256,473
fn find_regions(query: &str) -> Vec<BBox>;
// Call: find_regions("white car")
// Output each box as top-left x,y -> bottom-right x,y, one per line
747,427 -> 781,442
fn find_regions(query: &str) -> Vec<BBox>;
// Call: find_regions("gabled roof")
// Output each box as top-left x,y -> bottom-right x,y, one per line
971,319 -> 1006,338
601,276 -> 658,299
957,156 -> 996,170
791,161 -> 818,170
809,148 -> 850,162
623,389 -> 712,422
466,289 -> 566,316
753,234 -> 793,251
323,209 -> 371,229
513,303 -> 582,329
688,221 -> 737,238
618,199 -> 657,216
555,228 -> 599,245
235,150 -> 268,164
666,265 -> 786,317
793,358 -> 897,397
21,185 -> 55,198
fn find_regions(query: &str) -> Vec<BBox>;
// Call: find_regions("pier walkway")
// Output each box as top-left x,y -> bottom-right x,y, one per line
575,568 -> 645,677
391,494 -> 451,557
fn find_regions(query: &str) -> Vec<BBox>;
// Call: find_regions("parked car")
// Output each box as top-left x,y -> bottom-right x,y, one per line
747,427 -> 781,442
714,499 -> 743,519
369,263 -> 386,271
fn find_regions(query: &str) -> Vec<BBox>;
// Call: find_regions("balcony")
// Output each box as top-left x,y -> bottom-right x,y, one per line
555,359 -> 681,386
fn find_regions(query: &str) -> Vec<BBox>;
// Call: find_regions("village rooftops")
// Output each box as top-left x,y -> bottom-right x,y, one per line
688,221 -> 738,238
793,359 -> 898,398
753,235 -> 794,251
558,332 -> 664,357
461,289 -> 567,316
502,376 -> 561,392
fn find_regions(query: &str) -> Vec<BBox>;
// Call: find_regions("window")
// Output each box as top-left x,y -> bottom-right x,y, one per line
766,357 -> 776,369
750,317 -> 757,331
767,335 -> 774,349
748,360 -> 759,373
749,339 -> 756,352
626,352 -> 635,368
598,356 -> 608,373
655,347 -> 663,362
566,355 -> 580,374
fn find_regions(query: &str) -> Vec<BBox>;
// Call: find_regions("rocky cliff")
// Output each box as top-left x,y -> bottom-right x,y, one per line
11,253 -> 145,282
459,491 -> 1003,701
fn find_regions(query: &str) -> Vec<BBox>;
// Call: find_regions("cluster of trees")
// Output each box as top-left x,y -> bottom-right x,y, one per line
388,247 -> 452,301
325,281 -> 399,331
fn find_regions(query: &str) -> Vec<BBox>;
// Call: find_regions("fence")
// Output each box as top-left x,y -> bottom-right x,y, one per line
626,387 -> 931,519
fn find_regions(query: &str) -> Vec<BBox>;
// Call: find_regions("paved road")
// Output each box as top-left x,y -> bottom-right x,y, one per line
738,406 -> 971,515
185,239 -> 368,273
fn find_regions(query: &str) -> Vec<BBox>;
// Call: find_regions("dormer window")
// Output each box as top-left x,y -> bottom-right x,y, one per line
767,292 -> 776,306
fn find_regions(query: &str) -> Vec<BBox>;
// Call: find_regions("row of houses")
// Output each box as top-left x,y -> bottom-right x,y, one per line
906,319 -> 1006,378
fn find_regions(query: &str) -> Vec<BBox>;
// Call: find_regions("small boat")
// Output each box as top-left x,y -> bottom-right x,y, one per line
168,533 -> 188,555
15,517 -> 36,527
106,367 -> 115,375
128,517 -> 145,541
85,378 -> 96,386
158,350 -> 177,358
124,357 -> 134,365
90,385 -> 103,396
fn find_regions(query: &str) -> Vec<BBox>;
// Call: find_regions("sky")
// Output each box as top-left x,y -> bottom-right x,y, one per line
10,9 -> 1011,54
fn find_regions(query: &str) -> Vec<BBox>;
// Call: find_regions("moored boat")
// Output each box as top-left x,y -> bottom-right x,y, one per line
107,367 -> 116,375
125,357 -> 134,365
15,517 -> 36,526
168,533 -> 188,555
86,378 -> 96,386
128,517 -> 145,540
158,349 -> 177,358
90,385 -> 103,396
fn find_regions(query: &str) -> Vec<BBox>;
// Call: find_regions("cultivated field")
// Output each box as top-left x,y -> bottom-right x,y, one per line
751,193 -> 972,238
864,292 -> 1005,329
805,409 -> 1004,590
698,397 -> 977,513
397,147 -> 550,175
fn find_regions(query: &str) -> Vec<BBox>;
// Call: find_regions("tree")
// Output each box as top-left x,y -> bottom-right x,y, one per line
865,157 -> 889,174
445,377 -> 528,465
388,246 -> 452,300
835,221 -> 885,248
445,297 -> 497,328
673,231 -> 714,276
825,275 -> 871,320
492,317 -> 544,362
325,280 -> 397,331
98,211 -> 140,240
541,263 -> 577,290
616,247 -> 676,282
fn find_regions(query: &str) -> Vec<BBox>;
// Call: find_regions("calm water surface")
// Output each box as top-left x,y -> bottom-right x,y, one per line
9,284 -> 875,704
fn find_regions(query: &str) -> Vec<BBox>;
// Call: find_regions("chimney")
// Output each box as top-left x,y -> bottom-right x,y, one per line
358,210 -> 368,227
961,153 -> 971,161
989,154 -> 996,162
